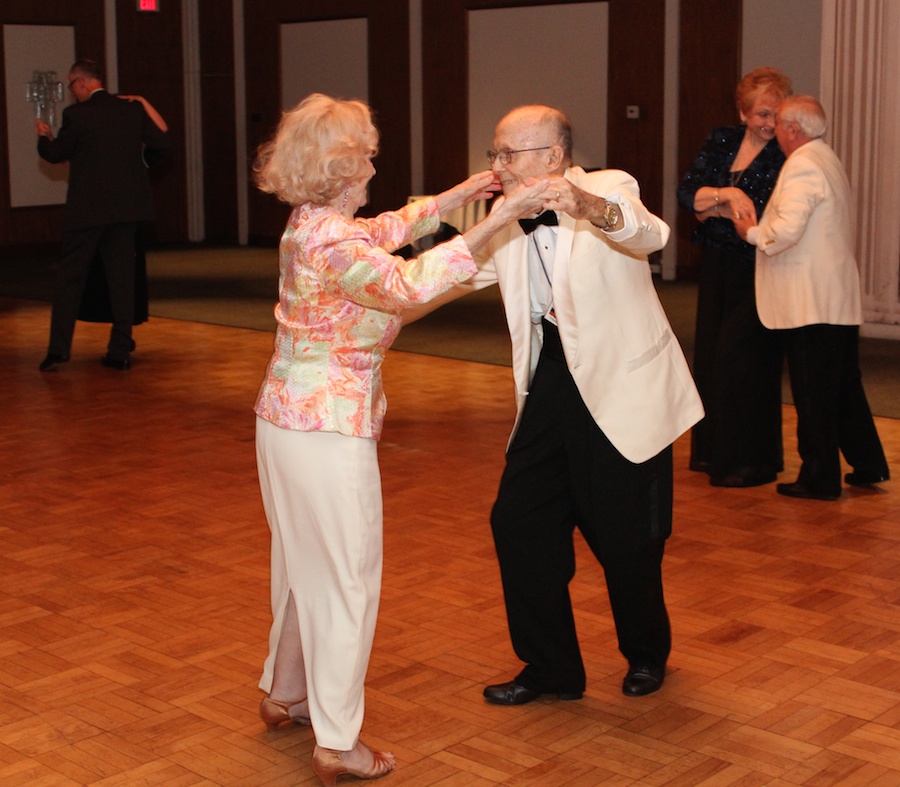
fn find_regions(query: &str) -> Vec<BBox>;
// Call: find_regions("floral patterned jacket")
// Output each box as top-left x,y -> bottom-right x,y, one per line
254,197 -> 476,439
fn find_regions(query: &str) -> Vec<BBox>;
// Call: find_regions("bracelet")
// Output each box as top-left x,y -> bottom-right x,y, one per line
714,189 -> 720,216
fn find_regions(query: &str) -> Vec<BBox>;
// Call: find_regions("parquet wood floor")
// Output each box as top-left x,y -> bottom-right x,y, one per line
1,296 -> 898,786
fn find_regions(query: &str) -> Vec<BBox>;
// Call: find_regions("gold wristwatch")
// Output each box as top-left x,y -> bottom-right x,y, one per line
601,199 -> 619,230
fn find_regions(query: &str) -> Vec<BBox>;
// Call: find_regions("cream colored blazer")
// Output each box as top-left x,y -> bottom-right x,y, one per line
470,166 -> 703,464
753,138 -> 862,329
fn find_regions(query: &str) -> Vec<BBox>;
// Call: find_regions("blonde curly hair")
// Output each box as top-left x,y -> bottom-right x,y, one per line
254,93 -> 379,206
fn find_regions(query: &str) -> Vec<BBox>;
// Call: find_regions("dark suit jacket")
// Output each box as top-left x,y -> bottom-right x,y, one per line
37,90 -> 170,231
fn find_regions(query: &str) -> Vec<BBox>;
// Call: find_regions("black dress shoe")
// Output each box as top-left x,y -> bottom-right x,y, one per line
622,665 -> 665,697
709,468 -> 777,488
100,354 -> 131,371
39,352 -> 69,371
776,481 -> 839,501
483,681 -> 582,706
845,470 -> 889,487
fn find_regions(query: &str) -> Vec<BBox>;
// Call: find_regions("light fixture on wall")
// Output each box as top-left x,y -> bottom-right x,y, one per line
25,70 -> 64,128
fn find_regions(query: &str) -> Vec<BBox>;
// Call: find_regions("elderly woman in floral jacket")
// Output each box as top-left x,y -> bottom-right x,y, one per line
251,92 -> 548,786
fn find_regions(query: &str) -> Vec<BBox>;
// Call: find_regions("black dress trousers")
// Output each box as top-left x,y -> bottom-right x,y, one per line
490,320 -> 673,694
49,222 -> 138,359
784,323 -> 888,497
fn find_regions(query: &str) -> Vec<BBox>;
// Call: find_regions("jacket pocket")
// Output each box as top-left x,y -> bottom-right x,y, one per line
625,329 -> 672,373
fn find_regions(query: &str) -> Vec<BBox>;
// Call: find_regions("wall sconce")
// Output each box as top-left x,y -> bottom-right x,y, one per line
26,70 -> 64,128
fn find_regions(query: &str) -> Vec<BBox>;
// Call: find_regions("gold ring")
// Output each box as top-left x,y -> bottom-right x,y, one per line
555,191 -> 560,199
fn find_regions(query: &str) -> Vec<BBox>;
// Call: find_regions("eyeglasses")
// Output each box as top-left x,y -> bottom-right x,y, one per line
486,146 -> 551,165
67,76 -> 81,90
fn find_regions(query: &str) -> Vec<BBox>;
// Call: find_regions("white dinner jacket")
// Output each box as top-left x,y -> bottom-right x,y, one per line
753,138 -> 862,329
470,166 -> 703,464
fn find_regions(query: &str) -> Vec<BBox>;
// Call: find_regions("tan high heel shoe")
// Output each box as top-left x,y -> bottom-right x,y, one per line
311,743 -> 395,786
259,696 -> 311,731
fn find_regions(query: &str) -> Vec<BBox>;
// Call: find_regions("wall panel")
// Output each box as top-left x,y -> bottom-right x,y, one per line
198,0 -> 237,243
607,0 -> 665,215
243,0 -> 411,245
675,0 -> 742,280
115,0 -> 187,245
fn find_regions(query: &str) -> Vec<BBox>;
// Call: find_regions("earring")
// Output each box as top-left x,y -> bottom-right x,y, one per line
342,184 -> 350,208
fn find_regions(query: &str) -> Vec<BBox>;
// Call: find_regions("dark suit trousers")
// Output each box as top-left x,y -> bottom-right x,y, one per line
783,323 -> 888,497
490,320 -> 673,694
49,222 -> 137,360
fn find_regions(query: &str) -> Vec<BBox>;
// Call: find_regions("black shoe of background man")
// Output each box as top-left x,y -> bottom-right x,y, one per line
845,470 -> 889,487
622,664 -> 665,696
100,354 -> 131,371
39,353 -> 69,372
483,681 -> 582,706
776,481 -> 839,501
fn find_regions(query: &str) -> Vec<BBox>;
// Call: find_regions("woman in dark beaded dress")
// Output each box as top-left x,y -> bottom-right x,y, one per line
677,67 -> 792,487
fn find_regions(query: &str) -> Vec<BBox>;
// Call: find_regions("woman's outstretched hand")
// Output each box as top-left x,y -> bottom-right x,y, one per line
488,178 -> 551,223
434,171 -> 502,216
459,178 -> 549,256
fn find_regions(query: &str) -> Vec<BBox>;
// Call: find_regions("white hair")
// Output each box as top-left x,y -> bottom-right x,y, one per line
779,95 -> 827,139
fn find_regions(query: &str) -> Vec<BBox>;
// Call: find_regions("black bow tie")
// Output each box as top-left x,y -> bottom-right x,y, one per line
518,210 -> 558,234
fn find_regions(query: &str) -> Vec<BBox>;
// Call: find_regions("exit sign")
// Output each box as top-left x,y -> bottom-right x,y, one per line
137,0 -> 159,10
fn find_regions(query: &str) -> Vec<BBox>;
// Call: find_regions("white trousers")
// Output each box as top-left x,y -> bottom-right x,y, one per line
256,417 -> 383,749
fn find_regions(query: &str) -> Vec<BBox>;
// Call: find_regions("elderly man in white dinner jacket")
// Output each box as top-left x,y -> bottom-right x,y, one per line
410,105 -> 703,704
734,95 -> 889,501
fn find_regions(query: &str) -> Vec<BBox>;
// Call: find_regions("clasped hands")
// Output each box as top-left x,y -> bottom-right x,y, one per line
714,186 -> 758,240
435,171 -> 544,224
498,175 -> 612,226
437,170 -> 614,228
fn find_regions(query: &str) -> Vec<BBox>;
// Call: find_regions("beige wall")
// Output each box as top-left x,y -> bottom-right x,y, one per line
743,0 -> 822,95
280,19 -> 369,111
467,3 -> 608,175
3,24 -> 75,208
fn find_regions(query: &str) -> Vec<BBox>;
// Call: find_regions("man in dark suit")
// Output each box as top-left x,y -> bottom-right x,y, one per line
35,58 -> 170,371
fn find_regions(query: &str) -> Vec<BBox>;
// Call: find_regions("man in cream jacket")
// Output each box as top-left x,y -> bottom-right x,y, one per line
734,95 -> 888,500
455,105 -> 703,705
